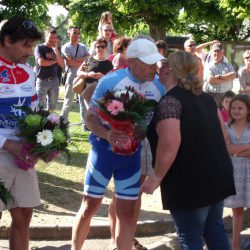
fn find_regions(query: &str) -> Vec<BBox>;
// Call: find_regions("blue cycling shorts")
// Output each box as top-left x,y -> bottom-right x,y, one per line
84,146 -> 141,200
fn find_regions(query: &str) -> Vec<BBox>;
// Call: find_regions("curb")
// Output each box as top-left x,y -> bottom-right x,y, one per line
0,218 -> 176,241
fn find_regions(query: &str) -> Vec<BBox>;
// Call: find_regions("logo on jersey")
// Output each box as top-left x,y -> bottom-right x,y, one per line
0,85 -> 15,95
0,69 -> 11,83
144,90 -> 154,97
21,84 -> 32,92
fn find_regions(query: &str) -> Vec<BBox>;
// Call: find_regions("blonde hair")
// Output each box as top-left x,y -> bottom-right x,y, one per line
98,11 -> 113,35
168,51 -> 202,95
243,50 -> 250,59
99,11 -> 112,25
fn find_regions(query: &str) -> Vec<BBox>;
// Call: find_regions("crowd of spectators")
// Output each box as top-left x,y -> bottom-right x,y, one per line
1,11 -> 250,250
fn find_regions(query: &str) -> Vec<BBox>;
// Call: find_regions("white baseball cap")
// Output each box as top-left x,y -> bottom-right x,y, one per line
126,38 -> 164,65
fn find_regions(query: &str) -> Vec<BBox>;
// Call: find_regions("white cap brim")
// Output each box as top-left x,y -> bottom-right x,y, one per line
139,53 -> 165,65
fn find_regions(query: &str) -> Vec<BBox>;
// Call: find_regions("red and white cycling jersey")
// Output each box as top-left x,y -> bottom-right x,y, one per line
0,56 -> 38,148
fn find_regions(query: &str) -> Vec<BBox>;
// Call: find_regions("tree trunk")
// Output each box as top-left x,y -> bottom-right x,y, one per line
149,24 -> 166,41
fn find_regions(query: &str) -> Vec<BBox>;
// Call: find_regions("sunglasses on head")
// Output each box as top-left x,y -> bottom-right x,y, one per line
244,56 -> 250,60
22,20 -> 37,31
188,43 -> 196,47
96,45 -> 106,49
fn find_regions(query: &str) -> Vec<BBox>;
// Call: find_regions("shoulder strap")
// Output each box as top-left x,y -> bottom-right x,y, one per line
74,44 -> 79,59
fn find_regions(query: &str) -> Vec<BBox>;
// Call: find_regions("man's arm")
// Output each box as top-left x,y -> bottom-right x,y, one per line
64,56 -> 85,68
37,57 -> 57,67
220,72 -> 236,81
52,46 -> 64,69
196,40 -> 219,52
85,109 -> 130,146
35,44 -> 58,67
142,118 -> 181,194
207,70 -> 236,84
207,75 -> 225,84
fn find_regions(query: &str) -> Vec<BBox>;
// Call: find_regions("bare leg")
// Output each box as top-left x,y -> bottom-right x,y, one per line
109,196 -> 116,246
71,195 -> 102,250
232,207 -> 244,250
9,207 -> 33,250
109,175 -> 146,248
115,198 -> 137,250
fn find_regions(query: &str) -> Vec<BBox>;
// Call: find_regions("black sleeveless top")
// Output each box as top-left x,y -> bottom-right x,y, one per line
148,85 -> 235,210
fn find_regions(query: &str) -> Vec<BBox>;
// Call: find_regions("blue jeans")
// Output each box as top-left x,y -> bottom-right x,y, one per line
60,72 -> 86,124
36,77 -> 59,111
170,201 -> 230,250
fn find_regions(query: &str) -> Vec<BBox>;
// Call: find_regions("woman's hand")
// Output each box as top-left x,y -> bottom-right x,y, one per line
141,174 -> 162,195
133,125 -> 146,142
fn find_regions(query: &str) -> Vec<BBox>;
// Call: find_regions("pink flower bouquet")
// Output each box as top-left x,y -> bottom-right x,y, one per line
94,86 -> 157,155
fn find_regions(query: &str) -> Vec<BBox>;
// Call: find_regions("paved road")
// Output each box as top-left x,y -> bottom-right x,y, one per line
0,234 -> 179,250
1,230 -> 250,250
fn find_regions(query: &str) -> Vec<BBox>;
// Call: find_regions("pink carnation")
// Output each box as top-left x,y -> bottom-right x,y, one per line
47,113 -> 60,124
107,100 -> 124,115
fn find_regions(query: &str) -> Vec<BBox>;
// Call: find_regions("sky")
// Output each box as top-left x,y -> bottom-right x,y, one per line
48,4 -> 68,25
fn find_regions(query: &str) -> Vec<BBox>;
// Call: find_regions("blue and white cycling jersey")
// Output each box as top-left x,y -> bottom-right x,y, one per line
89,67 -> 165,150
0,56 -> 38,149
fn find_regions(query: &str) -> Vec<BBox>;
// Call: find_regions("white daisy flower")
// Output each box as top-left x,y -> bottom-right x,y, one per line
36,129 -> 53,146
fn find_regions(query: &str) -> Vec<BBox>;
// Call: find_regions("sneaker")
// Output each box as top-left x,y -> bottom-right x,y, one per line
132,239 -> 148,250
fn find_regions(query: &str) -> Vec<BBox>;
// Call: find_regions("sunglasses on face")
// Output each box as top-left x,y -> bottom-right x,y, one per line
73,32 -> 80,35
96,45 -> 106,49
188,43 -> 196,47
244,56 -> 250,60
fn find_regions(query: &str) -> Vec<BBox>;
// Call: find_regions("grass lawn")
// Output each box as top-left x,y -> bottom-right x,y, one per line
36,87 -> 92,209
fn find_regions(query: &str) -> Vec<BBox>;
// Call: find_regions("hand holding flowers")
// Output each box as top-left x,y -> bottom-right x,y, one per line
94,86 -> 157,155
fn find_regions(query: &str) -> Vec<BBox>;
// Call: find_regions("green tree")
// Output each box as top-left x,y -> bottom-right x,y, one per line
68,0 -> 184,42
68,0 -> 250,43
177,0 -> 250,42
0,0 -> 51,29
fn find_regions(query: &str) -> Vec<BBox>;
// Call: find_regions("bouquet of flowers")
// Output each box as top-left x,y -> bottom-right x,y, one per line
15,108 -> 70,170
94,86 -> 157,155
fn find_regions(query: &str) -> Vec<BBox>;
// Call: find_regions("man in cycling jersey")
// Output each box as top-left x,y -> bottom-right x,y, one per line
0,16 -> 42,250
71,38 -> 165,250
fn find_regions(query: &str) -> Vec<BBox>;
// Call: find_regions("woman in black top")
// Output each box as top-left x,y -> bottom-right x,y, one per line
143,51 -> 235,249
77,38 -> 113,105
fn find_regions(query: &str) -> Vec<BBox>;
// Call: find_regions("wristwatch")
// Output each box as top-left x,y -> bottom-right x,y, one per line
218,75 -> 222,79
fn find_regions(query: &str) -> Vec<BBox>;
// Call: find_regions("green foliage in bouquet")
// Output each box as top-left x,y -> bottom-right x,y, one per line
16,107 -> 73,162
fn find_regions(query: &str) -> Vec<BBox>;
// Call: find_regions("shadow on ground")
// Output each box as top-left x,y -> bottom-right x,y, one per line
33,246 -> 71,250
35,167 -> 169,222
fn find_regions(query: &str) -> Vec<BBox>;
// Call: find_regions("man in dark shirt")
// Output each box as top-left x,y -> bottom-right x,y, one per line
34,29 -> 64,112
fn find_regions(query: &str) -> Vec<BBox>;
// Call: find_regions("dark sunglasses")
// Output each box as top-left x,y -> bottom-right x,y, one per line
188,43 -> 196,47
73,32 -> 80,35
104,29 -> 113,32
96,45 -> 106,49
244,56 -> 250,60
22,20 -> 37,31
